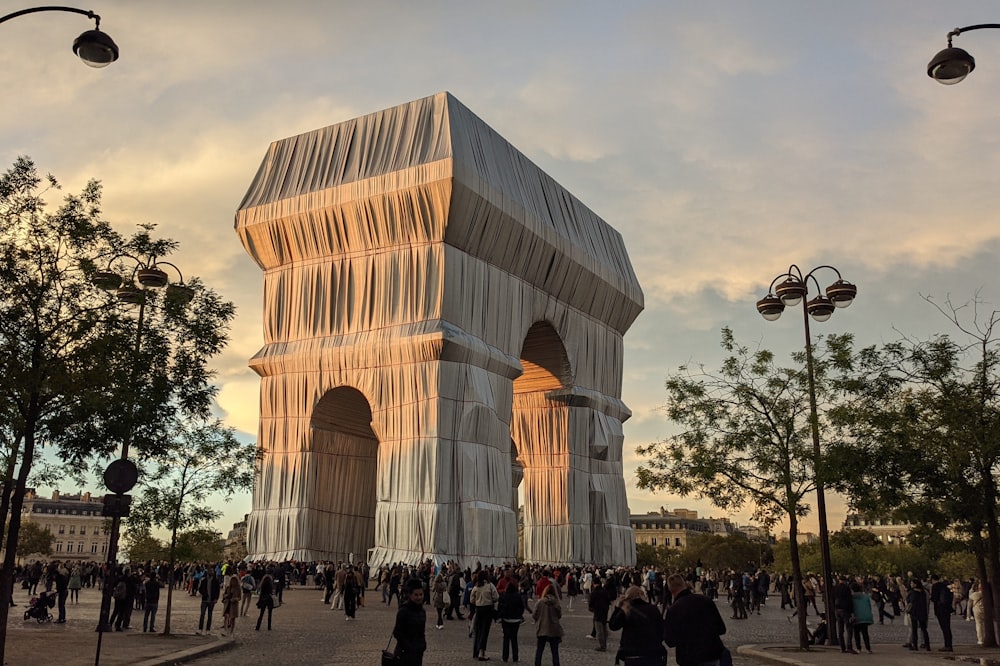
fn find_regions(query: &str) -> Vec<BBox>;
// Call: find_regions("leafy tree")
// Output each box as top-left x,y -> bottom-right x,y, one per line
0,157 -> 235,661
125,418 -> 255,634
680,533 -> 766,573
635,542 -> 681,570
636,327 -> 852,648
830,295 -> 1000,646
830,529 -> 880,549
14,522 -> 54,560
122,527 -> 166,562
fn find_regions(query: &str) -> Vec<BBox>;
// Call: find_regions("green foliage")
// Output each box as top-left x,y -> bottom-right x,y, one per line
678,533 -> 767,572
635,542 -> 681,570
830,529 -> 880,549
174,528 -> 224,562
770,539 -> 961,578
636,327 -> 853,529
14,522 -> 54,559
123,528 -> 166,562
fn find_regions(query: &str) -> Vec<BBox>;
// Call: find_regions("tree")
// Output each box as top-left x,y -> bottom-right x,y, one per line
125,418 -> 255,634
636,327 -> 852,648
0,157 -> 235,662
14,522 -> 54,561
830,295 -> 1000,646
122,527 -> 166,562
680,533 -> 766,573
830,529 -> 880,549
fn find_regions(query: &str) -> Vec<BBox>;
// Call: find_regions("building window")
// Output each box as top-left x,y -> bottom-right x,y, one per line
69,525 -> 75,534
77,542 -> 83,553
58,525 -> 65,534
651,538 -> 656,546
80,526 -> 86,536
101,543 -> 107,554
91,543 -> 98,554
56,542 -> 63,553
675,538 -> 681,547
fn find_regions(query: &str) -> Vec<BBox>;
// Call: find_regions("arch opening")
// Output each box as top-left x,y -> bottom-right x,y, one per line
309,386 -> 379,562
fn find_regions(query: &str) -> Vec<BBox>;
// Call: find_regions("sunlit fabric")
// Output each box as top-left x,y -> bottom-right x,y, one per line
235,92 -> 644,568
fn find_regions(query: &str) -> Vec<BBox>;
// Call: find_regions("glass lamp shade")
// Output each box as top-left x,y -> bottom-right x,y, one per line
72,29 -> 119,68
91,270 -> 122,290
137,268 -> 168,287
775,277 -> 807,307
807,295 -> 835,322
826,279 -> 857,308
165,283 -> 195,304
756,295 -> 785,321
116,285 -> 144,305
928,46 -> 975,84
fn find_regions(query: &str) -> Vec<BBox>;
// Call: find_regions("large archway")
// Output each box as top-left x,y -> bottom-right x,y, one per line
309,386 -> 378,562
512,321 -> 574,562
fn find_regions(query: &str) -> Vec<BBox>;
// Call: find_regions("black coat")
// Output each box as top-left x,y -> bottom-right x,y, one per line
393,600 -> 427,657
609,598 -> 667,659
589,585 -> 612,622
663,589 -> 727,666
498,587 -> 524,622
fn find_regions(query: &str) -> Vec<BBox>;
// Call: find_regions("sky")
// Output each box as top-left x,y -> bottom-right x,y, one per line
3,1 -> 1000,544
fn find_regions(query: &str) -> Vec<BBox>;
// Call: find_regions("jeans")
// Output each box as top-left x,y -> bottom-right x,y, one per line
534,636 -> 560,666
199,600 -> 215,631
501,621 -> 520,661
143,603 -> 158,632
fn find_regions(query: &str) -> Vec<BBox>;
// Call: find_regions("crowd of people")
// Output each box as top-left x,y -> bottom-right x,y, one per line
9,557 -> 986,665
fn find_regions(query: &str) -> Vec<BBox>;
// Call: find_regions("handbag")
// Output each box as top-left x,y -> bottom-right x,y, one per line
443,589 -> 451,605
381,637 -> 399,665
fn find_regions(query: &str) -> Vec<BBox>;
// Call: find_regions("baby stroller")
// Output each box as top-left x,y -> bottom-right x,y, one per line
24,591 -> 55,623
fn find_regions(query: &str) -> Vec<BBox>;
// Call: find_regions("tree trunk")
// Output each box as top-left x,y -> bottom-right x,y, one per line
980,467 -> 1000,647
163,526 -> 179,635
0,421 -> 38,666
787,512 -> 810,648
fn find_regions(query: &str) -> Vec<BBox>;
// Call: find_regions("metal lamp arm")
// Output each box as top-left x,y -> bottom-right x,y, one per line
0,6 -> 101,27
947,24 -> 1000,46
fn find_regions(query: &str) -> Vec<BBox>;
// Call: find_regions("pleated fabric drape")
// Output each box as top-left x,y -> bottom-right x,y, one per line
236,92 -> 642,567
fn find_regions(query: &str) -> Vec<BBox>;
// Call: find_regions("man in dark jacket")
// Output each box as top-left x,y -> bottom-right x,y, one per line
589,576 -> 613,652
833,575 -> 856,653
930,574 -> 953,651
393,579 -> 427,665
664,574 -> 727,666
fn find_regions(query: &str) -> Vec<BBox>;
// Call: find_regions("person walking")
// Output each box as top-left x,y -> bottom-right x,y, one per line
906,579 -> 931,651
663,574 -> 727,666
255,574 -> 275,631
832,575 -> 856,654
532,584 -> 563,665
930,574 -> 954,652
143,573 -> 163,633
197,569 -> 220,634
431,573 -> 446,629
850,582 -> 873,654
239,570 -> 256,617
221,571 -> 241,636
53,564 -> 69,624
470,571 -> 499,661
498,576 -> 525,663
392,579 -> 427,666
969,581 -> 985,645
609,584 -> 667,666
588,577 -> 613,653
68,566 -> 82,605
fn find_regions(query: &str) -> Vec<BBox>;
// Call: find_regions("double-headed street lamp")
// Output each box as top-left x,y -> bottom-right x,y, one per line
927,24 -> 1000,85
756,265 -> 857,644
0,6 -> 119,67
91,256 -> 192,666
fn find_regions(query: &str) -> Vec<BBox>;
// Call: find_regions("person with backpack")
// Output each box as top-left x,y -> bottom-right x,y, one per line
240,569 -> 256,617
609,584 -> 668,666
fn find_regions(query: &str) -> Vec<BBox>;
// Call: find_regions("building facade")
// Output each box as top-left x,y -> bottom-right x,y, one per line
631,508 -> 711,549
20,489 -> 110,561
223,514 -> 249,561
843,513 -> 912,545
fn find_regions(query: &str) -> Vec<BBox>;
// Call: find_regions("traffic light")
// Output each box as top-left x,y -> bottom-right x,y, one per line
101,493 -> 132,517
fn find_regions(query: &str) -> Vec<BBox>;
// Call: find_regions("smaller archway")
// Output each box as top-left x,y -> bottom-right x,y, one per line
309,386 -> 379,561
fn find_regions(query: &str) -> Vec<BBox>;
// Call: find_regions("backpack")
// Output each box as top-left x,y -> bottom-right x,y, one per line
241,575 -> 256,592
113,581 -> 127,601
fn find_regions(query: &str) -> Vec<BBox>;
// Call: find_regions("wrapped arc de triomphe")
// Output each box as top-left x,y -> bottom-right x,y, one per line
234,92 -> 644,568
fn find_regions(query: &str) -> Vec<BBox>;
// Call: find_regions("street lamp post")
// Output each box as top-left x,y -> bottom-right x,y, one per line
756,264 -> 857,646
90,256 -> 193,666
927,24 -> 1000,84
0,5 -> 118,67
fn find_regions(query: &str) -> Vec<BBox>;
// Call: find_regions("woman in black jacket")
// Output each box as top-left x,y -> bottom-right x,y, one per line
497,580 -> 525,663
393,580 -> 427,665
906,579 -> 930,651
255,574 -> 274,631
608,585 -> 667,665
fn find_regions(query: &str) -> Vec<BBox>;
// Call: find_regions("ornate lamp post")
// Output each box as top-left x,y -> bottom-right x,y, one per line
756,264 -> 857,644
0,6 -> 119,67
90,255 -> 192,665
927,24 -> 1000,84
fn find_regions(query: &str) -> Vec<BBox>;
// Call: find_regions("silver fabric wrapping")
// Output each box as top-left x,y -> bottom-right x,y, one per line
235,92 -> 643,568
